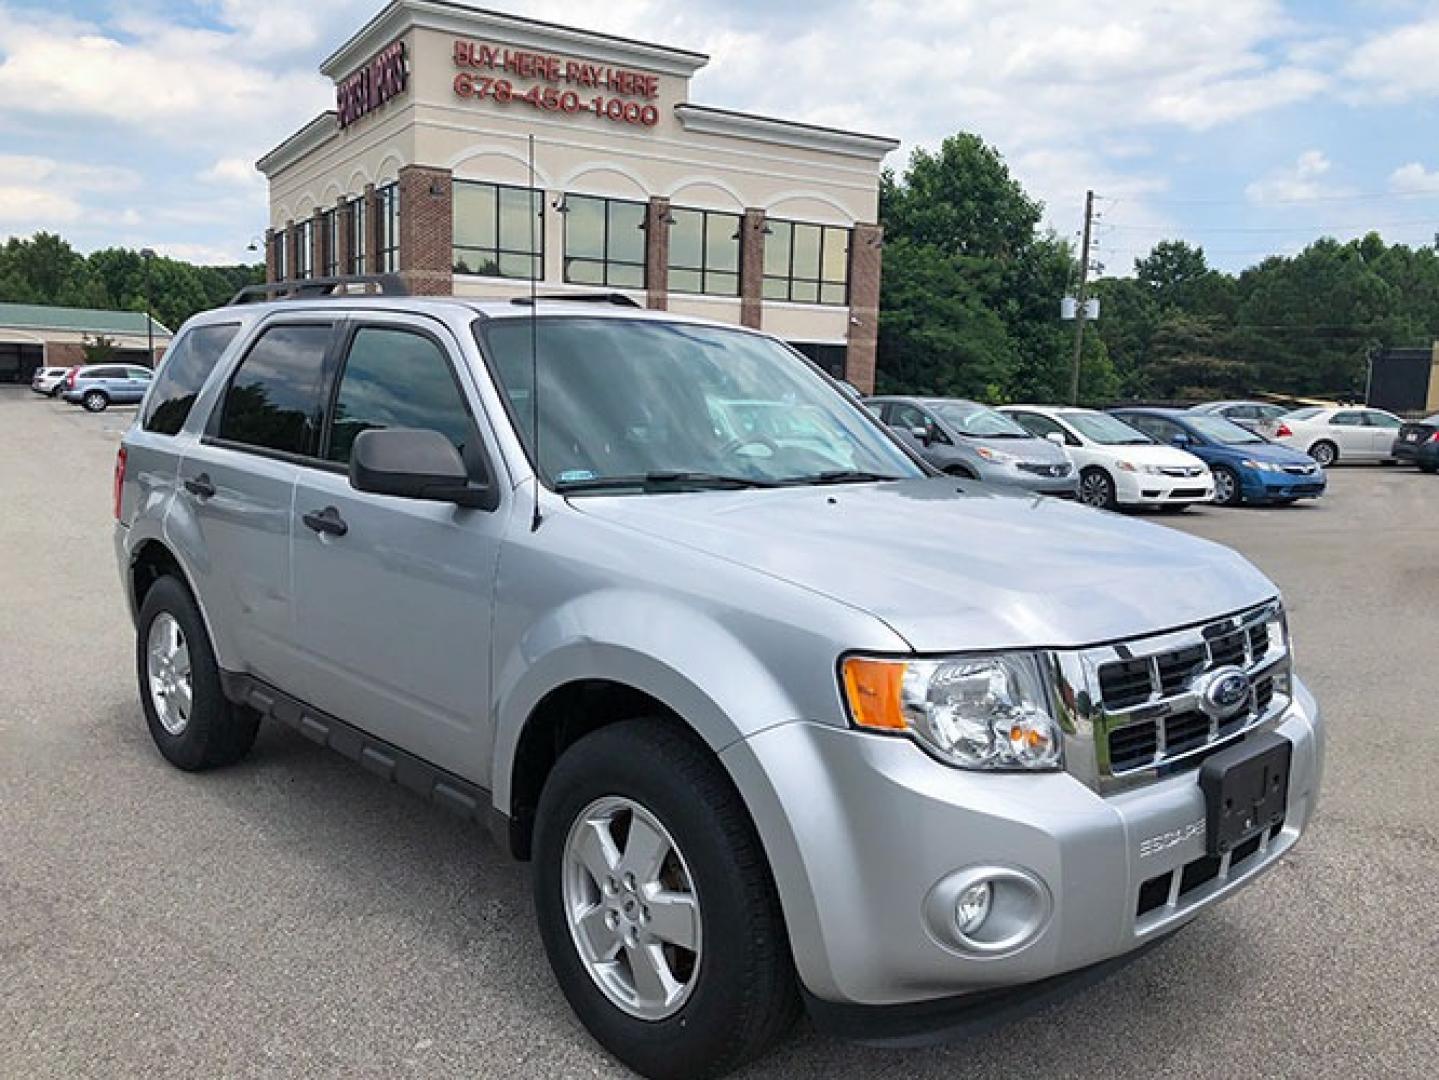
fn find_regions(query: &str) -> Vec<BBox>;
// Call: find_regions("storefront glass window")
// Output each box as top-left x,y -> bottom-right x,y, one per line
322,208 -> 339,277
294,219 -> 314,280
273,230 -> 289,281
668,208 -> 740,296
348,197 -> 366,275
563,194 -> 646,289
453,180 -> 543,280
762,219 -> 849,305
377,183 -> 399,273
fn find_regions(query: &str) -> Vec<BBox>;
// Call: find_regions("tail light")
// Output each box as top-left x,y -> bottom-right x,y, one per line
66,367 -> 78,388
1429,432 -> 1439,444
1275,423 -> 1292,438
113,446 -> 127,520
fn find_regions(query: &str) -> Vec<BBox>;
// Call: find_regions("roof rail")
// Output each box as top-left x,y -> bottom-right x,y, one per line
228,274 -> 410,306
509,292 -> 642,309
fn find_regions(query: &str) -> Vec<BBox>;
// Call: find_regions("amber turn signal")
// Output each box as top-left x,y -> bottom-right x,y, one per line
841,657 -> 909,731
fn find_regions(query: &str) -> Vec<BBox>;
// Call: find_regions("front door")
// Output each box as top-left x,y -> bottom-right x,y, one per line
1327,410 -> 1371,459
287,317 -> 507,781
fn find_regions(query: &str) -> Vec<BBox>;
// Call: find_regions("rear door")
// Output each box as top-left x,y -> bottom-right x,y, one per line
175,319 -> 337,688
286,315 -> 507,778
1362,410 -> 1402,457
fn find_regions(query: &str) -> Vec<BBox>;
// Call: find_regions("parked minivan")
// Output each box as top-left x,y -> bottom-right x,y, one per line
115,288 -> 1323,1079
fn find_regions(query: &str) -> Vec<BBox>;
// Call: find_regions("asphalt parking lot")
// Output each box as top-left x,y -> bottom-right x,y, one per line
2,386 -> 1437,1079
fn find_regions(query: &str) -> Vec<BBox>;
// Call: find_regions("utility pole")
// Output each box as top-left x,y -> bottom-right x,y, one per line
141,248 -> 156,367
1068,189 -> 1095,405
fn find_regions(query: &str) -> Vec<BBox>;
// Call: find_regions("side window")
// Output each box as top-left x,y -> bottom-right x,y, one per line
1364,410 -> 1401,429
1012,411 -> 1071,443
1226,405 -> 1258,420
144,324 -> 241,435
1125,414 -> 1175,442
325,327 -> 481,472
890,403 -> 928,430
217,324 -> 333,456
1330,411 -> 1364,426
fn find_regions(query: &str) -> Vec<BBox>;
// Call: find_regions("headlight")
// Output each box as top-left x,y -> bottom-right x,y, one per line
1241,459 -> 1282,472
1116,461 -> 1163,475
976,446 -> 1016,464
841,653 -> 1063,771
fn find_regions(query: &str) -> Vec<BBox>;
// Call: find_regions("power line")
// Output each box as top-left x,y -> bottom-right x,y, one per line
1102,218 -> 1439,234
1097,188 -> 1439,207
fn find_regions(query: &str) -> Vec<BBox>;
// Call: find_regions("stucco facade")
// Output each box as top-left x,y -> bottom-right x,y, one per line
258,1 -> 897,389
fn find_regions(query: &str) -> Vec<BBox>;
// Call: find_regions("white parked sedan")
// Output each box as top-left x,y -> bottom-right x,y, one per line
1000,405 -> 1214,510
1271,406 -> 1404,466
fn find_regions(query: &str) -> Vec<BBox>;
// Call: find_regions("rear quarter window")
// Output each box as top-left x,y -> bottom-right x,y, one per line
143,323 -> 242,435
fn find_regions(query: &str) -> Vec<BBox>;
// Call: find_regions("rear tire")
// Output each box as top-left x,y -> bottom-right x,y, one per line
1159,504 -> 1190,514
83,390 -> 108,412
1421,463 -> 1438,475
533,720 -> 799,1080
136,576 -> 259,771
1309,440 -> 1337,467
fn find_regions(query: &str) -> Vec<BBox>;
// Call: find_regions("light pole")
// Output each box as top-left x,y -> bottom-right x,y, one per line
141,248 -> 156,367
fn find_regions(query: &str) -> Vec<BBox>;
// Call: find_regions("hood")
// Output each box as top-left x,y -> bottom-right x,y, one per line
1218,439 -> 1315,465
572,478 -> 1276,653
1098,443 -> 1208,469
963,434 -> 1068,464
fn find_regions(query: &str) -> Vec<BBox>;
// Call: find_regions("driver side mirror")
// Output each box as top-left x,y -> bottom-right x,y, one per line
1171,433 -> 1192,448
1044,432 -> 1066,447
910,425 -> 933,446
350,428 -> 495,510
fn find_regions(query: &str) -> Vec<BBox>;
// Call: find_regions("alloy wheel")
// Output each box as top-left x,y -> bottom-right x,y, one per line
562,795 -> 702,1021
1214,469 -> 1238,505
1080,471 -> 1112,507
1310,442 -> 1336,467
146,612 -> 193,736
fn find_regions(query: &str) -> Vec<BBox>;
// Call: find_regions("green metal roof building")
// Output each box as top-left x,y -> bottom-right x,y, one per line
0,302 -> 173,384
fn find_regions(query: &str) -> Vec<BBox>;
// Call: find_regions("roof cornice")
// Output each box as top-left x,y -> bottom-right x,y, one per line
674,104 -> 900,162
321,1 -> 709,82
257,111 -> 342,178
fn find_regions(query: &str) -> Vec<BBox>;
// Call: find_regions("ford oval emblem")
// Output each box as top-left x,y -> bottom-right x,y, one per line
1194,665 -> 1252,720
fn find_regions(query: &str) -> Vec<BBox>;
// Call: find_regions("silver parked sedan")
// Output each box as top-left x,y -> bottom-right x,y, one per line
866,395 -> 1078,497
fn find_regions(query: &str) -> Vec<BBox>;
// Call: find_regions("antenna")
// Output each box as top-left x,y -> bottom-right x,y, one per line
528,133 -> 542,532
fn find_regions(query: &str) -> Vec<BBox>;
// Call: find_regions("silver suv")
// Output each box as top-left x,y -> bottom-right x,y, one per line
114,284 -> 1324,1079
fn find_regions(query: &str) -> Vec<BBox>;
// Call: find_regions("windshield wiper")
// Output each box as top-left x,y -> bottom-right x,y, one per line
555,471 -> 781,493
784,469 -> 905,486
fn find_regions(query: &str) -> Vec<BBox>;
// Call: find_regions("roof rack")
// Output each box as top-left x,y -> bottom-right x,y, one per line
228,274 -> 410,306
509,292 -> 642,309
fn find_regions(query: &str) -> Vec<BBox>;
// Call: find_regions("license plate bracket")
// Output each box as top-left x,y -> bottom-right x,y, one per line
1198,733 -> 1291,856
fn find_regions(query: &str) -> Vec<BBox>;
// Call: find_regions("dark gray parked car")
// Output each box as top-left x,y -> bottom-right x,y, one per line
866,395 -> 1078,497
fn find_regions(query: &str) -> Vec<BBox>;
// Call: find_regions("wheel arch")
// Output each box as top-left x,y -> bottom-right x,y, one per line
126,537 -> 232,671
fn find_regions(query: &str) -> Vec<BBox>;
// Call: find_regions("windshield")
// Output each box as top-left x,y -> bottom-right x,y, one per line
1187,415 -> 1265,445
478,317 -> 922,491
1064,411 -> 1154,445
934,402 -> 1031,438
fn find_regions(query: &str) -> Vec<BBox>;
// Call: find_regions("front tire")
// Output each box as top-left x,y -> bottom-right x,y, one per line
1212,465 -> 1243,507
83,390 -> 108,412
136,576 -> 259,771
1309,440 -> 1337,467
533,720 -> 799,1079
1079,467 -> 1117,509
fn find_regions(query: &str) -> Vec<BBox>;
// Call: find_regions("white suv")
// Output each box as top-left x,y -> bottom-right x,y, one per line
1001,405 -> 1214,510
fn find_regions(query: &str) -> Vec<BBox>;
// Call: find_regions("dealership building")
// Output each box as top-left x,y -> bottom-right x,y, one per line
0,303 -> 171,384
257,0 -> 898,389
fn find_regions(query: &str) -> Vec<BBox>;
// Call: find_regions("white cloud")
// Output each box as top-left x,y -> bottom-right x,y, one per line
198,157 -> 263,188
1389,162 -> 1439,193
1343,17 -> 1439,101
1245,150 -> 1348,204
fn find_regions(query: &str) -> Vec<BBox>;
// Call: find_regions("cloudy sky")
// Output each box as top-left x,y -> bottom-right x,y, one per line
3,0 -> 1439,271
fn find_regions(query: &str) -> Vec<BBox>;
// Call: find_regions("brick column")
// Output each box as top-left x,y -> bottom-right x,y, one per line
739,208 -> 766,329
844,223 -> 883,394
397,165 -> 453,296
284,220 -> 299,282
310,207 -> 325,278
363,183 -> 380,274
645,197 -> 671,310
264,228 -> 279,283
335,197 -> 353,277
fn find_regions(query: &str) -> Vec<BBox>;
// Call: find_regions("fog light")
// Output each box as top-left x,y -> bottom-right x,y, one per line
956,882 -> 992,934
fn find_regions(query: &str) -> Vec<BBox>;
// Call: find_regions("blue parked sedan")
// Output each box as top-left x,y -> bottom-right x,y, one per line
61,364 -> 153,412
1111,407 -> 1326,507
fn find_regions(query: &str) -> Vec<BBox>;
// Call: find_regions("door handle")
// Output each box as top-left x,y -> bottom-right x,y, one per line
302,505 -> 348,538
183,473 -> 216,500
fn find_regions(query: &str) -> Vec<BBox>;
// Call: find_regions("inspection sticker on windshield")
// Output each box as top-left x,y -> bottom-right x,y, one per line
557,469 -> 597,484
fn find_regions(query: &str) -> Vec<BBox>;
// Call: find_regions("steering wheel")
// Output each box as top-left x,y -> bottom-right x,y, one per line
718,434 -> 781,459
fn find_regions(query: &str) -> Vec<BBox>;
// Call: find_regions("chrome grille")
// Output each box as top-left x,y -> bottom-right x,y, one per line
1158,465 -> 1205,478
1018,461 -> 1072,478
1066,601 -> 1292,787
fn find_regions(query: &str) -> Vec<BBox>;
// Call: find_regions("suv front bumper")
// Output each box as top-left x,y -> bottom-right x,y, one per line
721,677 -> 1322,1011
